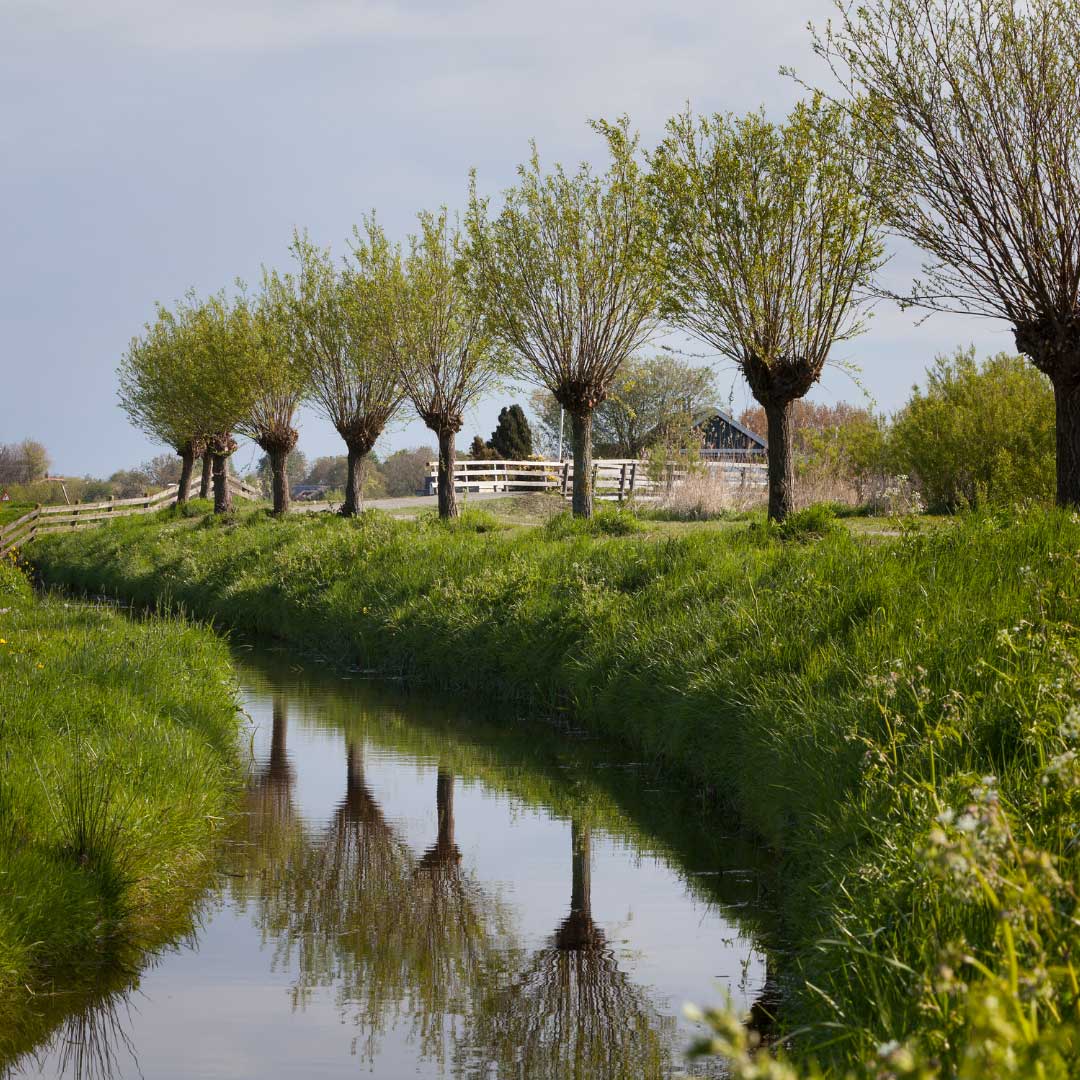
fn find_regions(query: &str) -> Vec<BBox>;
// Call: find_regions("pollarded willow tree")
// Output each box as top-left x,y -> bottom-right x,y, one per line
233,275 -> 309,515
649,99 -> 885,521
466,120 -> 663,518
178,289 -> 260,514
811,0 -> 1080,508
288,227 -> 404,517
118,303 -> 205,505
390,209 -> 505,520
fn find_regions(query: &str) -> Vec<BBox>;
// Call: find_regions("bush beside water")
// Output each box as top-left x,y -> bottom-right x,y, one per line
28,507 -> 1080,1076
0,556 -> 242,1062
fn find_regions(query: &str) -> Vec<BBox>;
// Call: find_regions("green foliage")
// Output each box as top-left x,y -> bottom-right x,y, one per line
890,348 -> 1055,511
0,563 -> 241,1060
488,404 -> 533,459
467,119 -> 662,410
468,435 -> 498,460
392,209 -> 507,431
649,98 -> 884,386
379,446 -> 435,497
30,506 -> 1080,1075
287,225 -> 404,448
117,301 -> 206,455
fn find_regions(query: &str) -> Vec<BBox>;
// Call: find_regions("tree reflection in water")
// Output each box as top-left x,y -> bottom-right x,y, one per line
454,818 -> 673,1080
8,991 -> 139,1080
11,674 -> 741,1080
229,693 -> 515,1069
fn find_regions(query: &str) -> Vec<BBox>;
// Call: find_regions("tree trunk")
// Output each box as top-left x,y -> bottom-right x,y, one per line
269,692 -> 289,781
437,428 -> 459,520
764,400 -> 795,522
570,410 -> 594,519
199,450 -> 212,499
435,770 -> 455,853
569,819 -> 591,920
176,445 -> 194,505
555,818 -> 598,950
1054,378 -> 1080,508
211,452 -> 233,514
342,444 -> 367,518
269,446 -> 291,515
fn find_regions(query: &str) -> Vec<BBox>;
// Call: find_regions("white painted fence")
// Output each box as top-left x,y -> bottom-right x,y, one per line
426,459 -> 767,501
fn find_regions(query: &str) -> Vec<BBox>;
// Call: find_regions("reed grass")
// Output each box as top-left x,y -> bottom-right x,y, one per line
28,504 -> 1080,1076
0,554 -> 242,1064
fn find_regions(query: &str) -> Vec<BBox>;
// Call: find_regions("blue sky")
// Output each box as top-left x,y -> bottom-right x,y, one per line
1,1 -> 1010,477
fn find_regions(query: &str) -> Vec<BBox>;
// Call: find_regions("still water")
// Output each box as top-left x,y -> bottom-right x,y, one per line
12,648 -> 771,1079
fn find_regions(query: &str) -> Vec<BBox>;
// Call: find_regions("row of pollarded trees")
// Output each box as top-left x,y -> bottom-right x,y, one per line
120,213 -> 501,518
122,0 -> 1080,521
120,107 -> 879,523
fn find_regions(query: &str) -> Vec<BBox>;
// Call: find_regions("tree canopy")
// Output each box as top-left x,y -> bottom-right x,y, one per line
285,225 -> 404,515
466,119 -> 662,516
649,97 -> 884,519
390,210 -> 505,518
812,0 -> 1080,505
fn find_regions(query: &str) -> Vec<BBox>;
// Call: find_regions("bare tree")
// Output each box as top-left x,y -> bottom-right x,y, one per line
288,226 -> 404,517
466,119 -> 662,517
391,210 -> 504,519
812,0 -> 1080,506
650,99 -> 884,520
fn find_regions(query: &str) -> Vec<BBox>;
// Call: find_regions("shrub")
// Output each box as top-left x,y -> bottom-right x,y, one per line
890,348 -> 1055,511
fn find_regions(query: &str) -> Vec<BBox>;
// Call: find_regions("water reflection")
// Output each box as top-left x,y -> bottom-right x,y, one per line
456,819 -> 673,1078
7,650 -> 773,1079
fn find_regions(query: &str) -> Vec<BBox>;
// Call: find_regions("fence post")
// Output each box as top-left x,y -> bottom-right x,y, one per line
591,463 -> 599,499
618,463 -> 627,503
629,462 -> 637,498
561,461 -> 570,498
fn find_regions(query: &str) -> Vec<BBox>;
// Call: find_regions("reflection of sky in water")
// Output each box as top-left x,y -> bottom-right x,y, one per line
14,661 -> 766,1079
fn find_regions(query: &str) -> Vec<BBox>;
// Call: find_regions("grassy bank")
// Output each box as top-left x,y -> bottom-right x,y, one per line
0,556 -> 242,1064
29,505 -> 1080,1076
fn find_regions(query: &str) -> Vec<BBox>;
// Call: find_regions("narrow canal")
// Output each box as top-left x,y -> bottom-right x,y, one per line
12,647 -> 772,1079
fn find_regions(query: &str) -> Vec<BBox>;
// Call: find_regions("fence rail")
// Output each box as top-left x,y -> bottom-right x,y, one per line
0,472 -> 259,558
426,458 -> 767,501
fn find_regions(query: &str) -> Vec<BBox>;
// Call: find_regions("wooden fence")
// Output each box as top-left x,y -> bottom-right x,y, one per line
0,473 -> 260,558
426,458 -> 768,502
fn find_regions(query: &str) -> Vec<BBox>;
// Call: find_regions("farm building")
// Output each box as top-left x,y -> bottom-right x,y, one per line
692,409 -> 768,459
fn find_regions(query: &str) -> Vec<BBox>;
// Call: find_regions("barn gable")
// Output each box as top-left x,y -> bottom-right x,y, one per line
693,409 -> 768,456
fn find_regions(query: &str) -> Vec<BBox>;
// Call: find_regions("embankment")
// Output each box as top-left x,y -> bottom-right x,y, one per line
30,506 -> 1080,1076
0,556 -> 242,1063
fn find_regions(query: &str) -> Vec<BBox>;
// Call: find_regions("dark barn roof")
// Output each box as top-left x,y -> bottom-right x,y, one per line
692,408 -> 768,453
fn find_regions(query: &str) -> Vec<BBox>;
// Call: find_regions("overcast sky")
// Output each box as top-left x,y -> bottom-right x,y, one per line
1,0 -> 1011,478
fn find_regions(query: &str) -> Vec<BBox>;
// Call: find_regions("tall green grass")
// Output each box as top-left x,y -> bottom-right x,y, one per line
0,555 -> 242,1064
29,506 -> 1080,1076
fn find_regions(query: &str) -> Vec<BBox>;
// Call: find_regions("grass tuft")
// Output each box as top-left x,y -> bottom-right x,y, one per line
0,558 -> 242,1063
